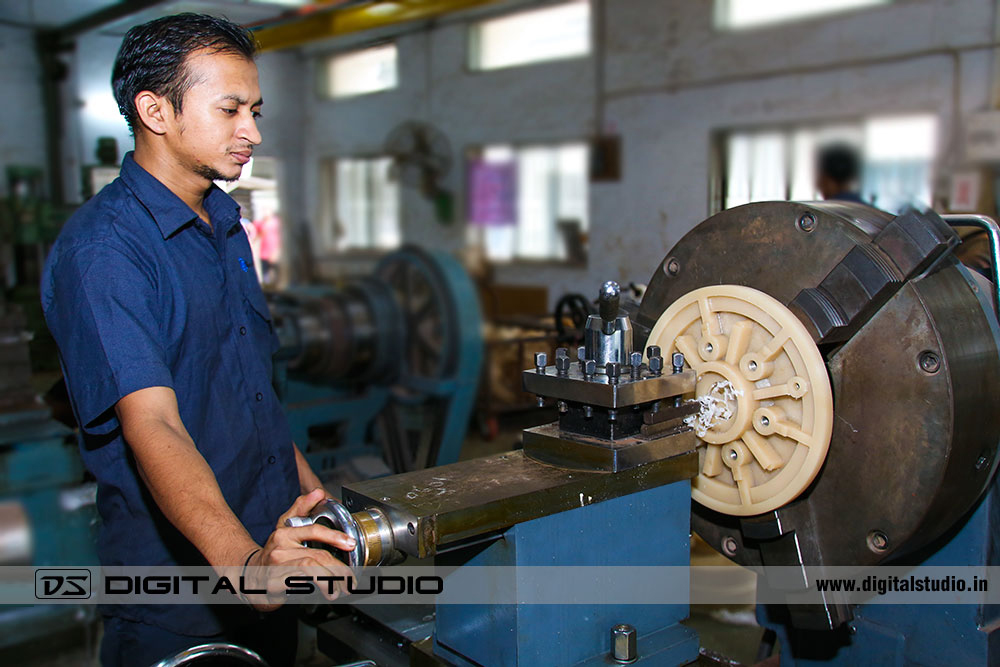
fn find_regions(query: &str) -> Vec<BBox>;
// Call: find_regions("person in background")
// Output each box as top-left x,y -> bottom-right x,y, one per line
816,142 -> 868,205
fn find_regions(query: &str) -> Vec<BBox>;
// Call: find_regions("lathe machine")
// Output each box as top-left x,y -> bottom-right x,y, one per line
302,201 -> 1000,666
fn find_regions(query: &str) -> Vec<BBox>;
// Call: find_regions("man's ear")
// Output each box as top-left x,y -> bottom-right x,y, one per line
134,91 -> 171,136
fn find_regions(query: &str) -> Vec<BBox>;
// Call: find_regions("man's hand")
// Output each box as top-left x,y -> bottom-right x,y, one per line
244,489 -> 357,611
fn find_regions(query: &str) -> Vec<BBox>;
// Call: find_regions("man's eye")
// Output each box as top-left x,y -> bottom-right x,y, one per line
252,111 -> 262,120
221,108 -> 237,115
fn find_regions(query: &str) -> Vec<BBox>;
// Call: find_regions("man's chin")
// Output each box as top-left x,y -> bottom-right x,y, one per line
195,165 -> 241,183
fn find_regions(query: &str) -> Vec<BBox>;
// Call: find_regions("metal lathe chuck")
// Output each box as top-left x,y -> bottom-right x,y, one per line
636,201 -> 1000,570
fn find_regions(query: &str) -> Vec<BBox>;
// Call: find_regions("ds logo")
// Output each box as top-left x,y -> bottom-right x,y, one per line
35,569 -> 91,599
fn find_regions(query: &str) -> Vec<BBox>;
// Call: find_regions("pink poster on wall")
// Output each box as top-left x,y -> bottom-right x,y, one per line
467,159 -> 517,226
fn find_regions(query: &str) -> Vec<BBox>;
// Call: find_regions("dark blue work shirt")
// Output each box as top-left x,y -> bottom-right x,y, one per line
41,152 -> 299,635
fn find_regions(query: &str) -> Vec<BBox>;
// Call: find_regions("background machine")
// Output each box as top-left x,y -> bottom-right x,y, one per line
268,245 -> 483,481
304,201 -> 1000,666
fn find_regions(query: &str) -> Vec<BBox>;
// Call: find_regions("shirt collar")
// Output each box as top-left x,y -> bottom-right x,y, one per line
119,152 -> 242,239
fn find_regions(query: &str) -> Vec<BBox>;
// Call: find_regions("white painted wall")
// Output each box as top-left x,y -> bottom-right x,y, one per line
69,30 -> 134,182
0,24 -> 47,198
51,0 -> 999,302
273,0 -> 998,304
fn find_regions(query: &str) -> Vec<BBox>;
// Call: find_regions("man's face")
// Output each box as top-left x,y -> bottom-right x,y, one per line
165,49 -> 262,183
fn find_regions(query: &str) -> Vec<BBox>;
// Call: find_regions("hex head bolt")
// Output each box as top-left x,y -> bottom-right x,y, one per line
629,351 -> 643,380
534,352 -> 547,374
648,355 -> 663,376
611,624 -> 637,663
671,352 -> 685,374
607,362 -> 621,385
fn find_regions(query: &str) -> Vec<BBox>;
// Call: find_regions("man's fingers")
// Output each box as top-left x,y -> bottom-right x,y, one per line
306,487 -> 336,513
276,488 -> 326,527
275,524 -> 357,551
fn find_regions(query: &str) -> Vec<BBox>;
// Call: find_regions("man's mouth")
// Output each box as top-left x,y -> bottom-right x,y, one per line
231,151 -> 252,165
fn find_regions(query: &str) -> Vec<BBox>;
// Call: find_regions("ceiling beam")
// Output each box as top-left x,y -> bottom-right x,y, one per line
46,0 -> 172,44
253,0 -> 503,52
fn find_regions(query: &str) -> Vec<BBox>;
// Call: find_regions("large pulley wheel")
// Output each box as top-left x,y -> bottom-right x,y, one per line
647,285 -> 833,516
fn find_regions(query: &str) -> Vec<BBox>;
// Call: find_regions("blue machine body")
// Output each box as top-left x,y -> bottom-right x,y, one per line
0,405 -> 98,650
434,480 -> 699,666
760,474 -> 1000,666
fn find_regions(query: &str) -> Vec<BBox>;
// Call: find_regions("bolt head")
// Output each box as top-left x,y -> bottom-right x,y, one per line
534,352 -> 548,368
722,536 -> 738,556
630,351 -> 643,367
556,356 -> 571,372
555,347 -> 569,359
584,359 -> 597,375
607,362 -> 621,377
646,345 -> 661,359
797,213 -> 816,232
649,356 -> 663,373
577,346 -> 587,360
919,351 -> 941,374
611,624 -> 637,662
671,352 -> 684,368
601,281 -> 621,300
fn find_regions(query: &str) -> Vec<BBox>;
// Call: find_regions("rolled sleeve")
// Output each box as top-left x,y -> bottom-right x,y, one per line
44,242 -> 173,435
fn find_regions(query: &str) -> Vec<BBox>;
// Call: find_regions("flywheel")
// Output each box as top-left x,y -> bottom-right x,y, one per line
647,284 -> 833,516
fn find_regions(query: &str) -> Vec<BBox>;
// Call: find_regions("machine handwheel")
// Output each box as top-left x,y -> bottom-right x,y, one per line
647,285 -> 833,516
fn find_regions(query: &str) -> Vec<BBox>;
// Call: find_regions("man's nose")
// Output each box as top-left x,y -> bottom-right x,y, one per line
240,113 -> 262,146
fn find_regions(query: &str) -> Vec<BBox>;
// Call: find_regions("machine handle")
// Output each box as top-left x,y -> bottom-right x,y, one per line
286,499 -> 365,569
150,643 -> 267,667
942,214 -> 1000,314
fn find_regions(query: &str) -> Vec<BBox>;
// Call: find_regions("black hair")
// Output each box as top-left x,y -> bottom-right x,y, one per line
112,13 -> 257,133
817,143 -> 861,185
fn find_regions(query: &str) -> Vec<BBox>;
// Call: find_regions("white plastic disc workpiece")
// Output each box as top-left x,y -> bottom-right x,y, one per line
647,285 -> 833,516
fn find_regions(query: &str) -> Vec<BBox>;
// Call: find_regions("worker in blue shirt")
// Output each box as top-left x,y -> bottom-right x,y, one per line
816,142 -> 869,205
41,14 -> 352,667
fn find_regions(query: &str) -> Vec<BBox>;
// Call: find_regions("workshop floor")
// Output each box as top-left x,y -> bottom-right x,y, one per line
5,408 -> 772,667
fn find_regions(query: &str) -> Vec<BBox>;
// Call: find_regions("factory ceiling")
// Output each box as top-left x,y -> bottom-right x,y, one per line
0,0 -> 504,46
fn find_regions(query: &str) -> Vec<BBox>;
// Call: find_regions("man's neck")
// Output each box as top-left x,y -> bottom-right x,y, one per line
133,142 -> 213,227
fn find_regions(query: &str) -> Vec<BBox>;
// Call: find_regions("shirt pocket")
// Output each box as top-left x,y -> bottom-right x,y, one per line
242,284 -> 280,360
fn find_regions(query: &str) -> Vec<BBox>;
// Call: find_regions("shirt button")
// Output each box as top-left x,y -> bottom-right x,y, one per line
239,326 -> 247,336
255,392 -> 263,402
267,455 -> 276,464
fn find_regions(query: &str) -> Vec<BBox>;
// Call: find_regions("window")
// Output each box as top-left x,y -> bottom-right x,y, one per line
325,43 -> 397,98
715,0 -> 890,30
322,157 -> 400,251
469,0 -> 590,71
718,114 -> 936,214
467,143 -> 588,262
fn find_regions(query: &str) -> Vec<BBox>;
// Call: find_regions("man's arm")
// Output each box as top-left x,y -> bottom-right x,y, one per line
116,386 -> 258,566
116,387 -> 354,569
293,443 -> 329,497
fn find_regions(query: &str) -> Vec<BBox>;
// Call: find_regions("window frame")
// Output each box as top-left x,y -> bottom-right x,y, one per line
319,154 -> 401,256
321,41 -> 399,100
466,0 -> 592,73
713,0 -> 892,32
710,112 -> 937,215
465,138 -> 590,266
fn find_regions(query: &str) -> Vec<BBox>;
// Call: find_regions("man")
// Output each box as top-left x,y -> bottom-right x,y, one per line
41,14 -> 351,666
816,142 -> 868,205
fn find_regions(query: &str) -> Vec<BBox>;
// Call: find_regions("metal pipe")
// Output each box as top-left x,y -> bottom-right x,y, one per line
942,214 -> 1000,314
